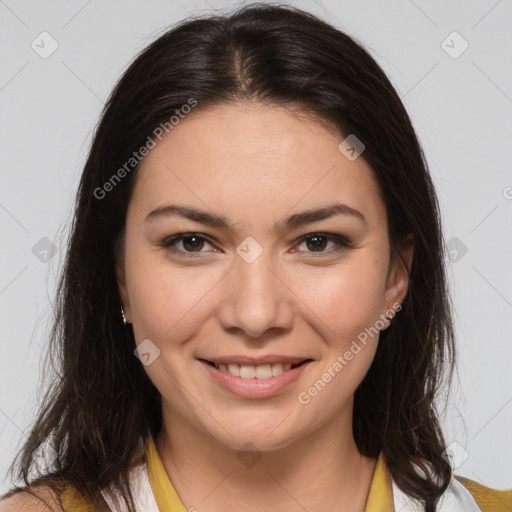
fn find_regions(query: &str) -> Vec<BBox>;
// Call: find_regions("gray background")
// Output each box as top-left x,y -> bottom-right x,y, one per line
1,0 -> 511,496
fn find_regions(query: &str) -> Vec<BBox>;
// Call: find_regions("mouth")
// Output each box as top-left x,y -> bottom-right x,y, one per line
198,358 -> 313,380
197,355 -> 314,399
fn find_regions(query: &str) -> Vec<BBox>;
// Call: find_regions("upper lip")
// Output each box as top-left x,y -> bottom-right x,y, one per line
199,355 -> 313,366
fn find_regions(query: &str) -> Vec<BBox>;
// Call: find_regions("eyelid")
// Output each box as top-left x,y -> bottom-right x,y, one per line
160,231 -> 352,258
293,232 -> 352,255
160,232 -> 218,258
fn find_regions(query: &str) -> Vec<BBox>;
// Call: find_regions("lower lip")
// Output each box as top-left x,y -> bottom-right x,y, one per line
199,360 -> 311,399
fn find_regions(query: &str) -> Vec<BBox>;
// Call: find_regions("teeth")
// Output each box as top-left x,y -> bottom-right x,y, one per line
240,365 -> 256,379
255,364 -> 272,379
228,364 -> 240,377
214,362 -> 298,379
272,363 -> 283,376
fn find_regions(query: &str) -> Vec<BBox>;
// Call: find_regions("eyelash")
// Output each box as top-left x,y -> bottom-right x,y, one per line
159,232 -> 352,259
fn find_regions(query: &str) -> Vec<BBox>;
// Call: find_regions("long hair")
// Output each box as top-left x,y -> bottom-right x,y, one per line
5,4 -> 455,511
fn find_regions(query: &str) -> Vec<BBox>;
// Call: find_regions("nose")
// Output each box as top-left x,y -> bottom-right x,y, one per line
216,250 -> 294,339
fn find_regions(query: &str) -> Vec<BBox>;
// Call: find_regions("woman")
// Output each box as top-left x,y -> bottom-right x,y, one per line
1,3 -> 510,511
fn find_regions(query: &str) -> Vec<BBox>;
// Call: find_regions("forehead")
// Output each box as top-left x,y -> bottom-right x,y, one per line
130,102 -> 385,226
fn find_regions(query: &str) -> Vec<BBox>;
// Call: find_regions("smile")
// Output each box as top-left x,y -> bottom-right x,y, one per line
198,357 -> 313,398
204,360 -> 310,380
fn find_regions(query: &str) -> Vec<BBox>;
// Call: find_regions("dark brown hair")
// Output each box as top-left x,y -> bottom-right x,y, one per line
4,3 -> 455,511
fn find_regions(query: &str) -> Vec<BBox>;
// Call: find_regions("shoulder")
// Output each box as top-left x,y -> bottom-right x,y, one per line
0,485 -> 63,512
455,475 -> 512,512
0,483 -> 99,512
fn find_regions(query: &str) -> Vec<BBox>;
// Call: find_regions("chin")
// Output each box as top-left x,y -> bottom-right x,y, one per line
199,407 -> 307,452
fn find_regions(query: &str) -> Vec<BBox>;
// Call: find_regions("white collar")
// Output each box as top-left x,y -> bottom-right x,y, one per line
100,462 -> 160,512
101,452 -> 482,512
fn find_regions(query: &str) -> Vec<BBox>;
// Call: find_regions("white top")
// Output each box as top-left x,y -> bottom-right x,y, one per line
100,450 -> 482,512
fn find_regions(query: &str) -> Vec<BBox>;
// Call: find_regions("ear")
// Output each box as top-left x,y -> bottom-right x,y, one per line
383,233 -> 414,312
116,262 -> 132,323
115,234 -> 132,323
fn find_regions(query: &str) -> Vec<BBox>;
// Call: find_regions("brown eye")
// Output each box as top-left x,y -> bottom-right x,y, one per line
181,235 -> 205,252
295,233 -> 351,255
161,233 -> 216,257
305,235 -> 328,252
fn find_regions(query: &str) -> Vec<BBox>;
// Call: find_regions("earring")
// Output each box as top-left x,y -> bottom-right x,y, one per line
381,303 -> 401,331
121,305 -> 127,325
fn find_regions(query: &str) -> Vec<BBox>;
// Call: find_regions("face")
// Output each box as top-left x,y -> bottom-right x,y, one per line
117,102 -> 412,452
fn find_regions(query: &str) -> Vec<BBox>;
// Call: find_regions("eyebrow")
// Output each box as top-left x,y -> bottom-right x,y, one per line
145,202 -> 367,230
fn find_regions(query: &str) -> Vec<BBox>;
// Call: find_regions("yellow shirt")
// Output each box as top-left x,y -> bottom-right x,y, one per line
61,435 -> 512,511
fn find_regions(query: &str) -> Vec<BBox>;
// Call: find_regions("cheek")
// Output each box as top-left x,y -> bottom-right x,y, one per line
293,260 -> 386,407
295,253 -> 387,342
124,245 -> 218,342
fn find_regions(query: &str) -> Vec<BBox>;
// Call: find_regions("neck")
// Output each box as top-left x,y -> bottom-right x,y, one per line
155,404 -> 377,512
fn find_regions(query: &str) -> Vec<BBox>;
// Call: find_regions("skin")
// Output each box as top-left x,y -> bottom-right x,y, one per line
117,101 -> 413,512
